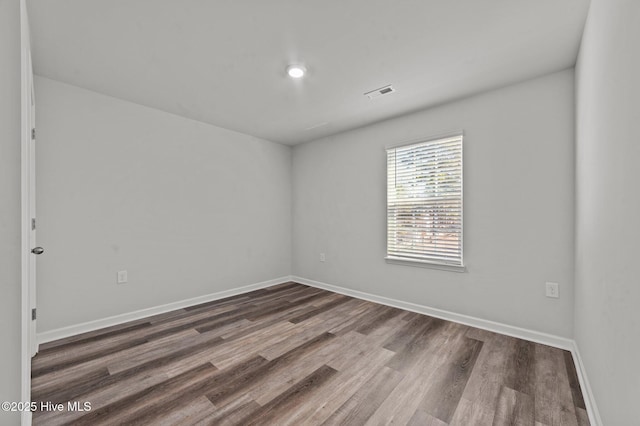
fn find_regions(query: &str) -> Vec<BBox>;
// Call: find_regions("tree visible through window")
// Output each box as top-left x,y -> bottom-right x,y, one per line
386,134 -> 463,267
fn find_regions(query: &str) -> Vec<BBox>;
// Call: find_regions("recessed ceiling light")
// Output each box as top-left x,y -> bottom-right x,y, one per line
286,65 -> 306,79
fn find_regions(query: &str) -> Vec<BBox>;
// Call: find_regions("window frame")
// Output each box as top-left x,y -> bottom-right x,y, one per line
385,132 -> 466,273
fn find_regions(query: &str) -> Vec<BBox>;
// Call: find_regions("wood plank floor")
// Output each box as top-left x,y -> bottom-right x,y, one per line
31,282 -> 590,425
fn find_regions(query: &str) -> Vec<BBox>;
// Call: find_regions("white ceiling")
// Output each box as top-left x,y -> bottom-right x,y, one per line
28,0 -> 590,145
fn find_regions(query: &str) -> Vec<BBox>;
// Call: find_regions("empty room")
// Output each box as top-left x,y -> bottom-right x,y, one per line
1,0 -> 638,425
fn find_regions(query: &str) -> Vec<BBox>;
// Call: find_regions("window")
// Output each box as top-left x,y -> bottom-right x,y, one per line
386,134 -> 464,269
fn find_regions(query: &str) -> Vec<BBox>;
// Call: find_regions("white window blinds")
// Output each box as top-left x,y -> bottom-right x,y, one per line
386,134 -> 463,267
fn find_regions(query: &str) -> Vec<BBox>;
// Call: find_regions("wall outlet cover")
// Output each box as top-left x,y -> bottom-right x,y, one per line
545,282 -> 559,298
117,270 -> 128,284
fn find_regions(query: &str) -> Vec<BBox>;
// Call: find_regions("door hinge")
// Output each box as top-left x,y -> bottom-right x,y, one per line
32,308 -> 36,321
31,218 -> 36,230
31,128 -> 36,140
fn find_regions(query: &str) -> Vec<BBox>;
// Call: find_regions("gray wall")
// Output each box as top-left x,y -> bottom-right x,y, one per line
35,77 -> 292,332
575,0 -> 640,424
0,0 -> 23,424
293,70 -> 575,337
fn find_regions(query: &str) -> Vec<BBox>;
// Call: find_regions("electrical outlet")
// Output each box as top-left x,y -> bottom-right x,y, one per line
320,253 -> 326,262
545,282 -> 559,298
117,270 -> 128,284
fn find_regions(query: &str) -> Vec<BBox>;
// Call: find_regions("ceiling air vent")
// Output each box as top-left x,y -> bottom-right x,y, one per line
364,85 -> 396,100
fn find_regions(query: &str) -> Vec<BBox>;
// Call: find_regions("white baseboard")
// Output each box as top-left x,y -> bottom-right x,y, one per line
37,276 -> 292,345
570,342 -> 603,426
293,276 -> 574,350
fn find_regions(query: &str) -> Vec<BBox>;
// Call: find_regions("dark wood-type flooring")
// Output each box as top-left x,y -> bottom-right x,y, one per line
32,282 -> 590,425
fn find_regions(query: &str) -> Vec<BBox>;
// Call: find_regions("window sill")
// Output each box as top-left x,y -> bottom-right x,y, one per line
385,256 -> 467,273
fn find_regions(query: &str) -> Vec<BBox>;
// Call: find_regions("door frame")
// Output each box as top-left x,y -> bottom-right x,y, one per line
20,0 -> 35,424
